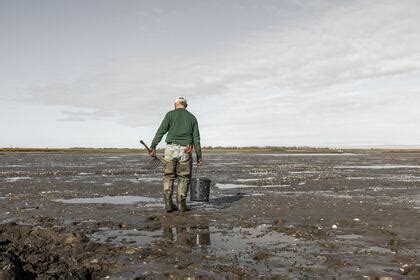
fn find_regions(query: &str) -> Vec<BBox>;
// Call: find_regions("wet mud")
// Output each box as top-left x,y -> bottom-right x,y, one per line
1,152 -> 420,278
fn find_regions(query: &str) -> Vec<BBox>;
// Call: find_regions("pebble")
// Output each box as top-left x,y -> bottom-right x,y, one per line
400,264 -> 410,275
353,218 -> 360,222
331,224 -> 338,229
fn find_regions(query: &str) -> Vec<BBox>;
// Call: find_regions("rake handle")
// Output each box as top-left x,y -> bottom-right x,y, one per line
139,140 -> 152,153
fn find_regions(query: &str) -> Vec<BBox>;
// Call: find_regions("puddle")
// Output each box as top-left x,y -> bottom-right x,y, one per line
40,190 -> 61,194
346,176 -> 378,180
313,192 -> 354,199
125,177 -> 162,184
384,175 -> 420,182
212,162 -> 240,166
140,203 -> 164,208
236,177 -> 276,182
91,224 -> 298,252
335,165 -> 420,169
357,246 -> 392,255
90,228 -> 163,247
277,190 -> 377,200
248,171 -> 274,175
134,177 -> 162,182
215,183 -> 288,190
208,225 -> 297,253
336,234 -> 363,240
55,194 -> 242,209
5,177 -> 31,182
55,196 -> 160,205
142,195 -> 247,210
79,172 -> 95,175
289,171 -> 320,174
253,153 -> 358,156
88,223 -> 330,275
347,175 -> 420,182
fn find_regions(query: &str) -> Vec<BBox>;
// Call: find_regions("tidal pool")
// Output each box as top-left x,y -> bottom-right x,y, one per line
55,195 -> 160,205
4,177 -> 31,182
215,183 -> 288,189
335,165 -> 420,169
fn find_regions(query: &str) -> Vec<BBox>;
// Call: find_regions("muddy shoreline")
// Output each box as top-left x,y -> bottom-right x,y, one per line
1,152 -> 419,278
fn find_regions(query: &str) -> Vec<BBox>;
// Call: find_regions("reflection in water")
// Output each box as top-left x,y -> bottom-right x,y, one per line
88,222 -> 211,248
163,224 -> 211,247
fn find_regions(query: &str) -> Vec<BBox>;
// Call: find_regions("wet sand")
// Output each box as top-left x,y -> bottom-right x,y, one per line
0,152 -> 419,278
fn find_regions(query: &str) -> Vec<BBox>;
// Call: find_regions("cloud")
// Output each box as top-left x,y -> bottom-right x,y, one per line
14,0 -> 420,146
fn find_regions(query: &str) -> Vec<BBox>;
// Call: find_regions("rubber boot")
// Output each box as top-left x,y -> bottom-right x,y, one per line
177,195 -> 189,212
164,192 -> 177,212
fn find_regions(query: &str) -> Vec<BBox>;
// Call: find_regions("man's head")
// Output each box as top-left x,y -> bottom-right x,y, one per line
174,97 -> 188,108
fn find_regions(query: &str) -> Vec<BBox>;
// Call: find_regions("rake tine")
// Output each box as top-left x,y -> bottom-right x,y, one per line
145,156 -> 165,170
151,159 -> 162,169
139,140 -> 166,170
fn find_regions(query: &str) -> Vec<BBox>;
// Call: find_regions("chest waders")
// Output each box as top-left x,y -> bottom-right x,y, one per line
163,144 -> 193,212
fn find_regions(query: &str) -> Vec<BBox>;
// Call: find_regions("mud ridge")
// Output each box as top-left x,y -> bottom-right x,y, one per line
0,223 -> 118,279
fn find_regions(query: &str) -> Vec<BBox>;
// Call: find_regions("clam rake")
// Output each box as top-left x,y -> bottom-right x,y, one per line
139,140 -> 165,170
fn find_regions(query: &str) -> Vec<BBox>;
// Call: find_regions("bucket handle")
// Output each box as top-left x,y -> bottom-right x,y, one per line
193,162 -> 200,178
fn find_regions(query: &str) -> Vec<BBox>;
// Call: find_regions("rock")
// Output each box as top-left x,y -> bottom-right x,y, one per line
331,224 -> 338,230
399,264 -> 420,276
64,233 -> 78,244
274,218 -> 285,225
253,251 -> 273,261
400,264 -> 410,275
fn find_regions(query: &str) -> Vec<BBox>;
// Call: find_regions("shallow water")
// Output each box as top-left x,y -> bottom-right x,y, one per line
90,228 -> 163,247
55,195 -> 160,205
335,165 -> 420,169
236,177 -> 276,182
90,224 -> 298,254
134,177 -> 162,182
289,171 -> 320,174
215,183 -> 288,189
4,177 -> 31,182
253,153 -> 359,156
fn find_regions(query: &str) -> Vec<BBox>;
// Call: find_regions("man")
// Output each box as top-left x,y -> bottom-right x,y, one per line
149,97 -> 202,212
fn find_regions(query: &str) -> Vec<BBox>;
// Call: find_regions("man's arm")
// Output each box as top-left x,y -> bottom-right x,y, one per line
192,118 -> 202,164
150,112 -> 171,149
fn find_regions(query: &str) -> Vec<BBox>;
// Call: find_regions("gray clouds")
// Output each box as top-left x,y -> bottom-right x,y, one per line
1,0 -> 420,147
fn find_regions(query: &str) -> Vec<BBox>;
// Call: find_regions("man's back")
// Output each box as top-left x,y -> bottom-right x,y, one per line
165,108 -> 197,145
151,108 -> 201,161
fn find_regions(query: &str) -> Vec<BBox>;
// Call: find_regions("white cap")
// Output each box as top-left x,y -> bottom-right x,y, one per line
175,96 -> 187,104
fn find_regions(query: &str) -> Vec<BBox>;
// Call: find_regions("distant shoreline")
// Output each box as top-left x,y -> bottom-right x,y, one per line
1,147 -> 420,153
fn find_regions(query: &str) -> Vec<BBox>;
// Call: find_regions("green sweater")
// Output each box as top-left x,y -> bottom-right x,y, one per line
151,108 -> 202,160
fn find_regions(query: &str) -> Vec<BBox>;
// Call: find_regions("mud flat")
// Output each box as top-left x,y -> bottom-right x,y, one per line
1,152 -> 420,278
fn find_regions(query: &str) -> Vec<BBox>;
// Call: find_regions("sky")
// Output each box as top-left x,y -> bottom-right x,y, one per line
1,0 -> 420,148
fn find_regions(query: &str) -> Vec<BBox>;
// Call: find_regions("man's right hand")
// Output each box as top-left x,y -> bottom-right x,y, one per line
148,149 -> 156,157
197,159 -> 203,166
